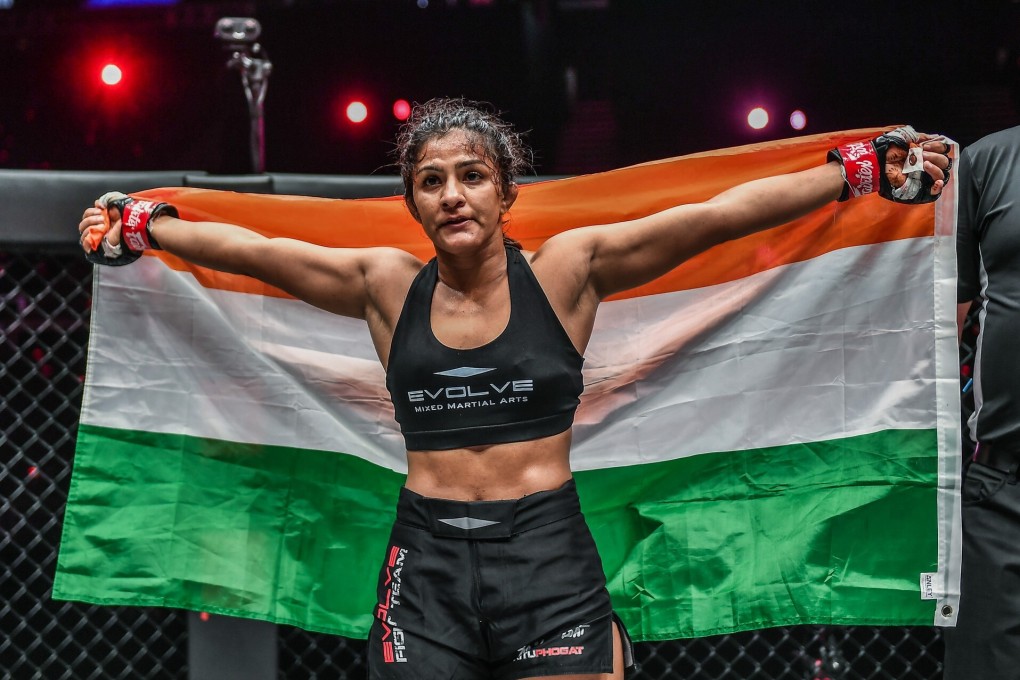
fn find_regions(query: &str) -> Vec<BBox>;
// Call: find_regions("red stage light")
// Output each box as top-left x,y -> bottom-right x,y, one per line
392,99 -> 411,121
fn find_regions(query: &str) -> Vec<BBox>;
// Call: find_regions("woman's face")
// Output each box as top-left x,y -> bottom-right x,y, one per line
411,129 -> 515,254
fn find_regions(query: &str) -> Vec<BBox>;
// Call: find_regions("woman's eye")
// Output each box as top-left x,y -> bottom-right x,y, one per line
465,171 -> 483,181
422,176 -> 440,187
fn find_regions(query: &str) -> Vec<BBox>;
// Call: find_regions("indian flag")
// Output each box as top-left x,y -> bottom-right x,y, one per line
54,128 -> 963,641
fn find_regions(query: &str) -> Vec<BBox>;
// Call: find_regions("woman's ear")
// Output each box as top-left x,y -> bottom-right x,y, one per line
500,183 -> 519,215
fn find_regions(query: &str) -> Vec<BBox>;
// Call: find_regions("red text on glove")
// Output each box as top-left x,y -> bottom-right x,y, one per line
838,141 -> 878,197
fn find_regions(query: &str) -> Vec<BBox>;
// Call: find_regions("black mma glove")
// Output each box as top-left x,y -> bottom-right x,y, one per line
84,192 -> 178,266
827,126 -> 947,204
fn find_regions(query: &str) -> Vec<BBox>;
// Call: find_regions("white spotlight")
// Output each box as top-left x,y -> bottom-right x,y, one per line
747,107 -> 769,130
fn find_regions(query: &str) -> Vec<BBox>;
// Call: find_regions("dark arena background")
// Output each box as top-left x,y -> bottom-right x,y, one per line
0,0 -> 1015,678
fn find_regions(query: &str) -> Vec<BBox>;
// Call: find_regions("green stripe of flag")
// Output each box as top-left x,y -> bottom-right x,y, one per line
57,424 -> 404,636
577,428 -> 937,640
55,425 -> 936,639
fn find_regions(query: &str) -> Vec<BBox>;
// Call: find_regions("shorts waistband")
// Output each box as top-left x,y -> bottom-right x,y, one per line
396,478 -> 581,539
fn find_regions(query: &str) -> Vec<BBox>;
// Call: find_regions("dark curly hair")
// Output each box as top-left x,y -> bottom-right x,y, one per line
395,98 -> 532,246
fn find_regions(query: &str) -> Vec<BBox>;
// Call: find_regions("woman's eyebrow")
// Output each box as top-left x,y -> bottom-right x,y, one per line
415,158 -> 488,175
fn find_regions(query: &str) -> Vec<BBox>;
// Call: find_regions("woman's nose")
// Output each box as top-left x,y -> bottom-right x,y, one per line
441,179 -> 465,207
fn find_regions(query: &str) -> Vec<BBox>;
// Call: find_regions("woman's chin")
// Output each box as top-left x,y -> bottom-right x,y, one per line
434,231 -> 497,254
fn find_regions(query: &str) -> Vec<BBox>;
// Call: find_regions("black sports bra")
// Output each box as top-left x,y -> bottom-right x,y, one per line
385,247 -> 584,451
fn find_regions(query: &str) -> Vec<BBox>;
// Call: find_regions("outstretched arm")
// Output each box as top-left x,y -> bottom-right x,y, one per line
78,194 -> 420,320
546,129 -> 951,300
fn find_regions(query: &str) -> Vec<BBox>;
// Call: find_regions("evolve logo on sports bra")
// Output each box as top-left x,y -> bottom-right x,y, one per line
406,366 -> 532,413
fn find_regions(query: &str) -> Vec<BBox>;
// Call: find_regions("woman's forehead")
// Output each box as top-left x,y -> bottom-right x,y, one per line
416,129 -> 491,166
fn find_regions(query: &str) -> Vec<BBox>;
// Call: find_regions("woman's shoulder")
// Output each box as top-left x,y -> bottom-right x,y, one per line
360,247 -> 428,325
360,246 -> 427,271
351,246 -> 424,292
525,232 -> 599,309
528,229 -> 595,271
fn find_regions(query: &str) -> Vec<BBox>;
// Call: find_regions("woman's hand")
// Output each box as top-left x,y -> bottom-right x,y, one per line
829,126 -> 953,203
883,133 -> 953,199
78,192 -> 171,266
79,198 -> 122,254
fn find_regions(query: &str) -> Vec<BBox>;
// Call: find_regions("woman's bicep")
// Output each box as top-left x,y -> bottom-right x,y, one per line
159,218 -> 414,320
586,204 -> 716,298
244,239 -> 382,318
587,166 -> 842,298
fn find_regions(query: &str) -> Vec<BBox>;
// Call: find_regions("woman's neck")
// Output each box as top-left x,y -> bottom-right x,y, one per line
435,239 -> 508,296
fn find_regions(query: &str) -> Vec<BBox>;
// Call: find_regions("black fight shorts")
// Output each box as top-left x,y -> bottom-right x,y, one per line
367,479 -> 634,679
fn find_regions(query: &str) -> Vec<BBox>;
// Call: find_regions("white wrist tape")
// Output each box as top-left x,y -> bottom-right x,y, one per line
101,235 -> 123,257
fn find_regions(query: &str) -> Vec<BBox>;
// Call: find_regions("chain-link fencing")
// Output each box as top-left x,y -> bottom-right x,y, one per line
2,249 -> 956,679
